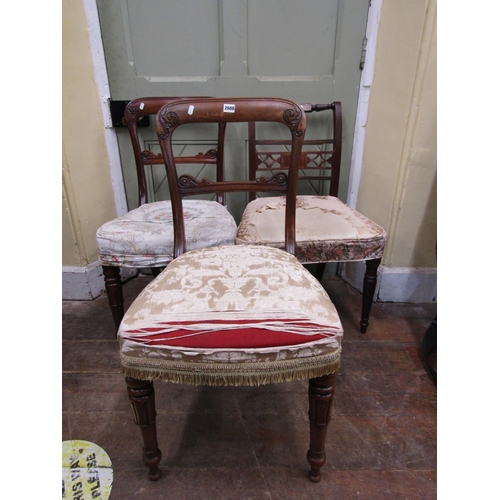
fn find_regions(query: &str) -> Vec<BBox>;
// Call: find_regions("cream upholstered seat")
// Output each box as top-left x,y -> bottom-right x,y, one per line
245,102 -> 387,333
237,195 -> 386,264
117,97 -> 343,483
97,199 -> 236,268
95,97 -> 235,331
119,245 -> 342,386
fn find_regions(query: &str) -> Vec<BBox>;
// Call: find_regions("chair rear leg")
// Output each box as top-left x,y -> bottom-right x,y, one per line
360,258 -> 381,333
102,265 -> 124,333
307,373 -> 336,482
314,262 -> 327,282
150,267 -> 163,278
126,377 -> 162,481
303,263 -> 327,282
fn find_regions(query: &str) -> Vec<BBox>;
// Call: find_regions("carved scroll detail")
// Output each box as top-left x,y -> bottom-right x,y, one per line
198,149 -> 217,159
283,106 -> 304,137
256,172 -> 288,186
124,104 -> 142,126
157,111 -> 179,140
141,151 -> 162,160
178,174 -> 213,189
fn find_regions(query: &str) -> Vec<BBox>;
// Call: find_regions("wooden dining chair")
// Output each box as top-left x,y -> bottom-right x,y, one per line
96,97 -> 237,331
240,102 -> 387,333
117,97 -> 344,482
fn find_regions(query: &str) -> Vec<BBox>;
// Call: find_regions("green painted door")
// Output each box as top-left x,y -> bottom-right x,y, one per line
97,0 -> 370,219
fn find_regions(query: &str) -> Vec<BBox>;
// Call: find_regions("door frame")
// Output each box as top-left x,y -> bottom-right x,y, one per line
83,0 -> 382,214
347,0 -> 382,208
84,0 -> 128,216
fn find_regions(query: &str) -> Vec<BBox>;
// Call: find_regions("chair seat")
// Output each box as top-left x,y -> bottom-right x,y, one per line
97,200 -> 237,268
118,245 -> 343,386
236,196 -> 387,263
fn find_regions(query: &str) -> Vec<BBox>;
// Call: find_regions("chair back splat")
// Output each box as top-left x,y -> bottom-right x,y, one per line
124,96 -> 227,206
155,97 -> 306,257
248,101 -> 342,202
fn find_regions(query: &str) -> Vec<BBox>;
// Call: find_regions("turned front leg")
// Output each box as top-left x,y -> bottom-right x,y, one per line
102,265 -> 124,333
307,373 -> 336,482
125,377 -> 162,480
360,258 -> 381,333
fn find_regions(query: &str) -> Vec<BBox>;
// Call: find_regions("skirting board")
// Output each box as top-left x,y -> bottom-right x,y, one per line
62,262 -> 137,301
340,261 -> 437,303
63,261 -> 437,303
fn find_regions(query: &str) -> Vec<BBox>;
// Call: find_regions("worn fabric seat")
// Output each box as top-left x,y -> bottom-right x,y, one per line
97,199 -> 236,268
118,245 -> 343,386
236,195 -> 386,264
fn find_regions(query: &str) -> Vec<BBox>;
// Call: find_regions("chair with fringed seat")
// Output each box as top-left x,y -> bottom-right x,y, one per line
117,97 -> 344,482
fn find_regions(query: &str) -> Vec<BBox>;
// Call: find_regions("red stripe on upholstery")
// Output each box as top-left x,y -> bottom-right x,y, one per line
125,320 -> 329,349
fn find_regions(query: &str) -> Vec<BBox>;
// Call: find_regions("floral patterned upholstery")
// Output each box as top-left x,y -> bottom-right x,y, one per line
236,196 -> 386,263
118,245 -> 343,386
96,199 -> 237,268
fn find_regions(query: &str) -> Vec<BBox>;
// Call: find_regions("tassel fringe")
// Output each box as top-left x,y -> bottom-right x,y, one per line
120,352 -> 341,387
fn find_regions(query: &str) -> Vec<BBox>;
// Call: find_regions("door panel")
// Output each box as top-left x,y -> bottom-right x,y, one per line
247,1 -> 339,77
97,0 -> 370,218
127,1 -> 220,79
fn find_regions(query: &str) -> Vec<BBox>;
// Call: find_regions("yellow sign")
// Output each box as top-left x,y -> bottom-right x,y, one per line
62,440 -> 113,500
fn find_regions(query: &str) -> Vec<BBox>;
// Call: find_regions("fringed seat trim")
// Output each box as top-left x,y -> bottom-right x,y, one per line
120,351 -> 341,387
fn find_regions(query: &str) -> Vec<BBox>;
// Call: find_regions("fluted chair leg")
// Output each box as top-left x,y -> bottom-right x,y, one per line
307,373 -> 336,482
360,258 -> 381,333
126,377 -> 162,481
102,265 -> 124,333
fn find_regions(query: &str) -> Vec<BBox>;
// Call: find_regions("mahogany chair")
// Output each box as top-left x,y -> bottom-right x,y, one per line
117,97 -> 344,482
96,97 -> 237,331
239,102 -> 386,333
